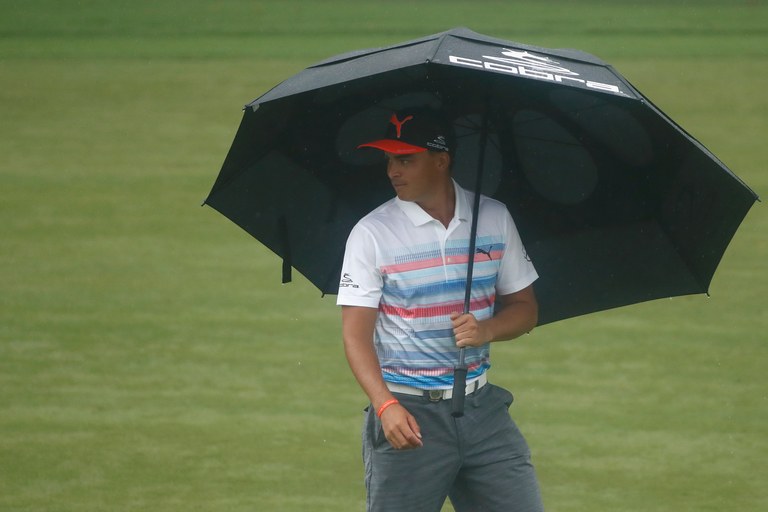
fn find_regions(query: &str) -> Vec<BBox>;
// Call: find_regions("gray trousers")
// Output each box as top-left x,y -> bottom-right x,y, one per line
362,383 -> 544,512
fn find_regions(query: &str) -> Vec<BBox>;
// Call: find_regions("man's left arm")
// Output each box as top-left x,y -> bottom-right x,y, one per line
450,285 -> 538,348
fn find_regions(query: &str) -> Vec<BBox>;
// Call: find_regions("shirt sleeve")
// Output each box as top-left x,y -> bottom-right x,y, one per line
336,223 -> 383,308
495,208 -> 538,295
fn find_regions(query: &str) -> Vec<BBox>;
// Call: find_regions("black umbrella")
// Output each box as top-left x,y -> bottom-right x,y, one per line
204,27 -> 757,414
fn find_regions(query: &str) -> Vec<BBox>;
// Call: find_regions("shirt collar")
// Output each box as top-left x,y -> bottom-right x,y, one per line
453,179 -> 471,222
395,179 -> 470,227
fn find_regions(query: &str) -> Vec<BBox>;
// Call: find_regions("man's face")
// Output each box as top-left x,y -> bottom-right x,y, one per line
385,151 -> 450,203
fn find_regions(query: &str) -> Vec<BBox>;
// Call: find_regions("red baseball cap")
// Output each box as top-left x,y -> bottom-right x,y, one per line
358,109 -> 453,155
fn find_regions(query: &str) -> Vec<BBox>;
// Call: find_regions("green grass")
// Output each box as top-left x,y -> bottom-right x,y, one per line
1,1 -> 766,511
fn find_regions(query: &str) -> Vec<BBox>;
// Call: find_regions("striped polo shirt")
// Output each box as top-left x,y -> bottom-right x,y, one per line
337,180 -> 537,389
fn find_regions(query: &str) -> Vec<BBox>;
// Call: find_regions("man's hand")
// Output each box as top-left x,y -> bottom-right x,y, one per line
379,402 -> 423,450
451,312 -> 490,348
451,286 -> 539,348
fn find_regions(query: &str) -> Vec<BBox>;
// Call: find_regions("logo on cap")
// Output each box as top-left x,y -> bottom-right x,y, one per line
390,114 -> 414,139
357,108 -> 453,155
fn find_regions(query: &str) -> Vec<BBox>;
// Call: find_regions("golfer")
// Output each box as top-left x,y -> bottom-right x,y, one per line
337,108 -> 544,512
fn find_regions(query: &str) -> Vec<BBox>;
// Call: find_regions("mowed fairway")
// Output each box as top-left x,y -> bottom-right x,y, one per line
1,1 -> 766,511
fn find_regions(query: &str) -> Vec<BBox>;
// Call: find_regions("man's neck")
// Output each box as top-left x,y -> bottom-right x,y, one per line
417,179 -> 456,228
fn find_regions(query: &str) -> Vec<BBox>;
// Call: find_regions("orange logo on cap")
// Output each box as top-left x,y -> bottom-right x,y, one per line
390,114 -> 414,139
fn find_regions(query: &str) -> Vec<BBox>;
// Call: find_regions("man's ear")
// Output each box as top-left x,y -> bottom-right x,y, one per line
437,151 -> 451,171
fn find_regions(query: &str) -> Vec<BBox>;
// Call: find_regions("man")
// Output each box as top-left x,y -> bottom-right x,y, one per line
337,108 -> 544,512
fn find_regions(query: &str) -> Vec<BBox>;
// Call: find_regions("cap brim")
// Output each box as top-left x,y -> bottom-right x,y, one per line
357,139 -> 428,154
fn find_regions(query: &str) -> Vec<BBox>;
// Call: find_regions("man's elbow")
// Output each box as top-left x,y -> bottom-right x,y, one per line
525,299 -> 539,334
521,286 -> 539,334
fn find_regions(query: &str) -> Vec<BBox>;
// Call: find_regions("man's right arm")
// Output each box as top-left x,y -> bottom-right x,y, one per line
341,305 -> 422,449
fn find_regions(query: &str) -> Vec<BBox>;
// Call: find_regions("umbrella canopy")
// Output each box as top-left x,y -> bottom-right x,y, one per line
204,27 -> 757,325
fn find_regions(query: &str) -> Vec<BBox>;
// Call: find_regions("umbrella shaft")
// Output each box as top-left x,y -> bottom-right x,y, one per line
462,110 -> 489,314
454,108 -> 490,418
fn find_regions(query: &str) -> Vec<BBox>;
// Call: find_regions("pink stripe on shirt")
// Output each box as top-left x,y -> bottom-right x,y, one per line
380,295 -> 495,320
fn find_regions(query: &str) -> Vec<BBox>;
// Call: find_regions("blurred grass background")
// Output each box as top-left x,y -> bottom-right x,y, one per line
0,1 -> 766,511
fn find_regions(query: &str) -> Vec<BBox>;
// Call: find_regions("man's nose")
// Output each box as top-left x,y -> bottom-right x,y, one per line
386,159 -> 398,178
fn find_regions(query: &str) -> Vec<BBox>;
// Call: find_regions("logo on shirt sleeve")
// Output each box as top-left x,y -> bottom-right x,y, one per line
339,273 -> 359,289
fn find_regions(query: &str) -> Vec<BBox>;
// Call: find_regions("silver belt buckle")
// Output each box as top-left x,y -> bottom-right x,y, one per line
428,389 -> 444,402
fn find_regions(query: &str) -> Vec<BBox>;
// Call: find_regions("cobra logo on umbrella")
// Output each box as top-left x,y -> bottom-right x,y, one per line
448,47 -> 627,95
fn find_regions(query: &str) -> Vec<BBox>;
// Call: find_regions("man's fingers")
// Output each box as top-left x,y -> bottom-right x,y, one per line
407,414 -> 422,437
388,429 -> 420,450
452,313 -> 477,331
453,314 -> 476,341
451,312 -> 468,326
401,434 -> 423,449
393,419 -> 422,449
382,407 -> 423,449
406,415 -> 423,445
